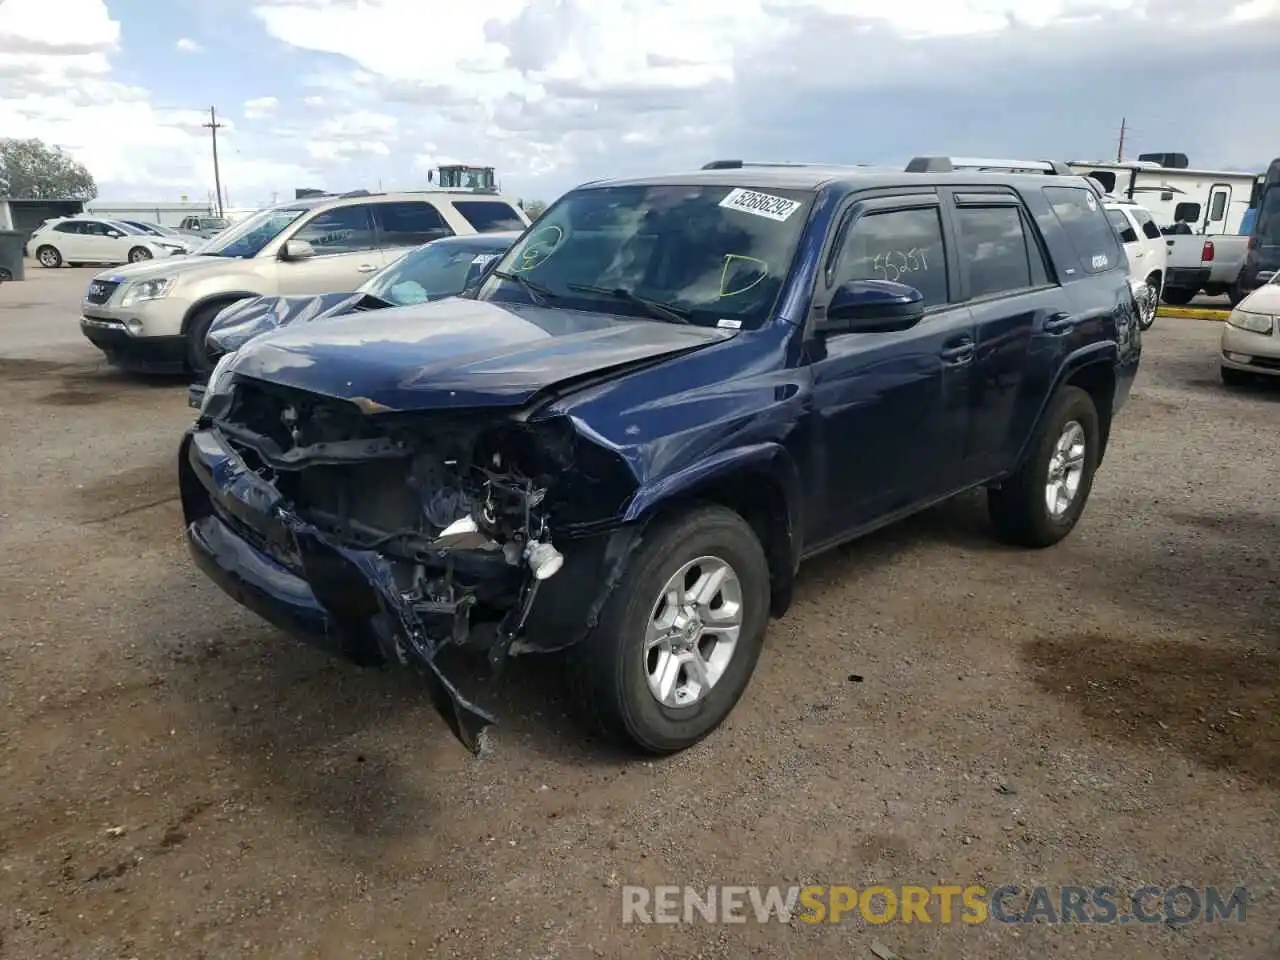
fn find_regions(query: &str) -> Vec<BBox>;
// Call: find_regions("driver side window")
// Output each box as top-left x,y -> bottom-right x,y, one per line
831,207 -> 950,307
291,205 -> 377,254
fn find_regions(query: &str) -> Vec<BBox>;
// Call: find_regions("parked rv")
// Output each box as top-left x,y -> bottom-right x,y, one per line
1071,154 -> 1260,304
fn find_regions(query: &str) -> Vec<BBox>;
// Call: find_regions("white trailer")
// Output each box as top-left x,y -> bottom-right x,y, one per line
1067,157 -> 1259,236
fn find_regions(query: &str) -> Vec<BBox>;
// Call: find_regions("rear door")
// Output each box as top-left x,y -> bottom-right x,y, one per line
948,190 -> 1067,480
275,203 -> 383,295
370,200 -> 456,265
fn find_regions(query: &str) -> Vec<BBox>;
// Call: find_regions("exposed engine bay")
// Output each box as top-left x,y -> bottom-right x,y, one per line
188,377 -> 629,752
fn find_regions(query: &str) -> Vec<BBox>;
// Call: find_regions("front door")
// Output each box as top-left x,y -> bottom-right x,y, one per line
78,221 -> 122,263
274,203 -> 385,296
804,196 -> 974,542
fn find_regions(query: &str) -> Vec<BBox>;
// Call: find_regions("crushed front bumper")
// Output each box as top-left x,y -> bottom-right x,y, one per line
179,425 -> 504,753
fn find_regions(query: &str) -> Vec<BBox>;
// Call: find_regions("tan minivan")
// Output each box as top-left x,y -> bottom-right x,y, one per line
80,189 -> 530,374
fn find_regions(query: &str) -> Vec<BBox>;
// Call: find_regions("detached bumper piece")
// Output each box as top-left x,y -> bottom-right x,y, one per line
180,426 -> 557,754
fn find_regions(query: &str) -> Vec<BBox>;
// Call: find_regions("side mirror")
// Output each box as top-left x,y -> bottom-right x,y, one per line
818,279 -> 926,334
280,239 -> 316,261
107,231 -> 122,238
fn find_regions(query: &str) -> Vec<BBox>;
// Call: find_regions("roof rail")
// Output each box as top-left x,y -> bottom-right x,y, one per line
701,159 -> 838,170
338,189 -> 373,198
907,156 -> 1073,176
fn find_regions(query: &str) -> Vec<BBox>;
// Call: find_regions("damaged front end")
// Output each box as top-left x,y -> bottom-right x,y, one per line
181,377 -> 623,754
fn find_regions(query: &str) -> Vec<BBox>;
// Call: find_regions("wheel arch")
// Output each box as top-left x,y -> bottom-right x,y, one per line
181,291 -> 262,335
1014,346 -> 1118,471
620,443 -> 804,618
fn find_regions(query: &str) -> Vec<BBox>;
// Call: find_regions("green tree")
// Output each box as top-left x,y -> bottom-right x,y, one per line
0,138 -> 97,200
522,199 -> 547,219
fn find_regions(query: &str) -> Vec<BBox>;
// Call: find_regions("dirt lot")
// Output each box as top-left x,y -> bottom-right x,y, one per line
0,269 -> 1276,959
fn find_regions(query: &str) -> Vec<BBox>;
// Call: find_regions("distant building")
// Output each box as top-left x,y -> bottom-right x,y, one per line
86,200 -> 215,228
0,197 -> 86,239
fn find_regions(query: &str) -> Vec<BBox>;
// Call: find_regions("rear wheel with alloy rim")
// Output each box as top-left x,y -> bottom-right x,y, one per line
36,245 -> 61,268
988,385 -> 1100,548
573,504 -> 770,754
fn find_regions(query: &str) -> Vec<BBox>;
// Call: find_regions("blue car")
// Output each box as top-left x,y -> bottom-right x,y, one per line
203,231 -> 520,358
180,156 -> 1140,756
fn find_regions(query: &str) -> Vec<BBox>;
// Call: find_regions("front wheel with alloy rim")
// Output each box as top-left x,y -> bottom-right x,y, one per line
572,504 -> 771,754
988,385 -> 1100,548
128,246 -> 153,263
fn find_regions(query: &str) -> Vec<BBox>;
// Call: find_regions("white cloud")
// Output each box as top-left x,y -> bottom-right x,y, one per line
250,0 -> 1280,198
243,96 -> 279,120
3,0 -> 1280,207
175,37 -> 203,53
0,0 -> 317,203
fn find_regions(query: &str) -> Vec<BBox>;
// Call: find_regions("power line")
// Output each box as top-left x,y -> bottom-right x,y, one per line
202,106 -> 225,217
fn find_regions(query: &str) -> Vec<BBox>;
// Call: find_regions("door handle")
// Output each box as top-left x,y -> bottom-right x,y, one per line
357,263 -> 378,273
1043,312 -> 1074,334
940,338 -> 974,363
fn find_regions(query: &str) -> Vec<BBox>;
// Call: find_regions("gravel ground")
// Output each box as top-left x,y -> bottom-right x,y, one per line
0,270 -> 1276,960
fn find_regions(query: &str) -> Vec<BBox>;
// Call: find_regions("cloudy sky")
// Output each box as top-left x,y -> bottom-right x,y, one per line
1,0 -> 1278,208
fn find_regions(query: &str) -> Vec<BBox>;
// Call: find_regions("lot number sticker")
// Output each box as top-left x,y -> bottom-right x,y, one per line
718,188 -> 801,222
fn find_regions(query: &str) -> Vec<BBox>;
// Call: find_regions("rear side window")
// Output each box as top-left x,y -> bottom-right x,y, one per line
955,206 -> 1044,298
1043,186 -> 1122,275
832,207 -> 949,306
1135,210 -> 1162,240
373,201 -> 454,246
451,200 -> 526,232
1106,209 -> 1138,244
53,221 -> 83,234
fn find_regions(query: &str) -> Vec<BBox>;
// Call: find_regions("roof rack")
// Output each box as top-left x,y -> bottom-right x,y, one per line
704,160 -> 819,170
906,156 -> 1073,175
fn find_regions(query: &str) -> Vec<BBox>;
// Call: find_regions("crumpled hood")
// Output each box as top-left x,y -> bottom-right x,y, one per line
227,297 -> 736,410
92,255 -> 237,284
207,291 -> 370,353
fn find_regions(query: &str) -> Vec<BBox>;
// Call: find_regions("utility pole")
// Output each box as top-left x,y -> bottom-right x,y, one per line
1116,117 -> 1126,163
203,106 -> 225,217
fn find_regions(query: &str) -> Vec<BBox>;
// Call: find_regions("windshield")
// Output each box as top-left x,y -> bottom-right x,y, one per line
474,183 -> 814,329
361,238 -> 512,305
192,207 -> 306,258
110,221 -> 146,235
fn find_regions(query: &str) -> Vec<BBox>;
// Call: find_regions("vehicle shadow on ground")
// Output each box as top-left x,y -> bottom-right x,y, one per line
147,493 -> 1013,859
1146,352 -> 1280,401
0,357 -> 189,408
1023,633 -> 1280,787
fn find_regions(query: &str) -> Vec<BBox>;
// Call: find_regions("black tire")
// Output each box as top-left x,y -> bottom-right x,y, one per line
1227,277 -> 1246,307
1220,365 -> 1250,387
1160,286 -> 1196,306
128,246 -> 152,263
572,504 -> 771,754
0,267 -> 10,282
183,303 -> 225,375
35,245 -> 61,268
988,386 -> 1100,548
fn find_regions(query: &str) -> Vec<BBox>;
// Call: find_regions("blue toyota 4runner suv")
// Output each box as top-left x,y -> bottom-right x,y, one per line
180,156 -> 1141,756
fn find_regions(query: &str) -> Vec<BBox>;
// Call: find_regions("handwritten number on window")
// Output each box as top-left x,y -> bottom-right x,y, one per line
870,247 -> 929,282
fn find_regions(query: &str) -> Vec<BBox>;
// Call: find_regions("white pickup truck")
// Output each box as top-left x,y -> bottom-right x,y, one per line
1160,231 -> 1250,306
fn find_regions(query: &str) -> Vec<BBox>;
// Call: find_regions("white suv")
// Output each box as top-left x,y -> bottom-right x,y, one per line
28,216 -> 190,267
79,190 -> 530,374
1103,197 -> 1167,327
